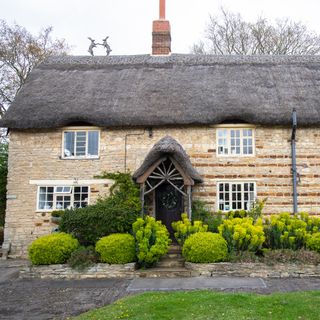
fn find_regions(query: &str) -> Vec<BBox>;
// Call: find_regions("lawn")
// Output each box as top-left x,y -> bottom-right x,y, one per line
74,290 -> 320,320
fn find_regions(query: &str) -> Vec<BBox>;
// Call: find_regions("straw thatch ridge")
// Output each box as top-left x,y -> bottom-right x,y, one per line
133,135 -> 203,183
2,54 -> 320,129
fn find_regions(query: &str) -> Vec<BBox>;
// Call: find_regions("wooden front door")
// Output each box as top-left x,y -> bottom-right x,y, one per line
156,182 -> 184,239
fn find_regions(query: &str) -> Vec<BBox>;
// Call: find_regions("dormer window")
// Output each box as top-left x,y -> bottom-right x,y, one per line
63,129 -> 99,159
217,127 -> 254,156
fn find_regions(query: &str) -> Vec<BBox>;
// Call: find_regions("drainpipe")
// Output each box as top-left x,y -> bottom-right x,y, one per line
291,108 -> 298,214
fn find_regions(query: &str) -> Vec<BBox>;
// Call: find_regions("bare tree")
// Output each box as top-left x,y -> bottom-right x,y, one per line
0,20 -> 69,117
192,8 -> 320,55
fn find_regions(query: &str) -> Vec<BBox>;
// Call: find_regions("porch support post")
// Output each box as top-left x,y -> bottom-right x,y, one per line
186,185 -> 192,220
140,183 -> 145,216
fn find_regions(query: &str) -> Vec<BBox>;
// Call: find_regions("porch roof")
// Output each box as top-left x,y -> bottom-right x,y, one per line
133,136 -> 203,184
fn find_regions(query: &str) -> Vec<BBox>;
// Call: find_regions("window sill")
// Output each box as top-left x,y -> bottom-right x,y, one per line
217,154 -> 255,158
60,156 -> 100,160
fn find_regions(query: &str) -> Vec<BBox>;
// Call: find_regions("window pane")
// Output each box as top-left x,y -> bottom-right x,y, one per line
88,131 -> 99,156
218,129 -> 227,138
39,187 -> 46,194
55,195 -> 71,209
39,201 -> 46,209
64,132 -> 75,157
75,132 -> 86,156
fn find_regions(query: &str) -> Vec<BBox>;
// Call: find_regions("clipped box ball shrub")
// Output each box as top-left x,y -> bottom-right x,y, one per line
95,233 -> 136,264
182,232 -> 228,263
306,232 -> 320,253
28,232 -> 79,265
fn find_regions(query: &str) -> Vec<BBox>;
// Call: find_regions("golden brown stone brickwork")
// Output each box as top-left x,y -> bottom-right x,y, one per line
3,125 -> 320,257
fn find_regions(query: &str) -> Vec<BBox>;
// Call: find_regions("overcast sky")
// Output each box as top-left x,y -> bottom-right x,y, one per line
1,0 -> 320,56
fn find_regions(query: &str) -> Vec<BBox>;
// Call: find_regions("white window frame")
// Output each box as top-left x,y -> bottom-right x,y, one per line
215,125 -> 255,157
36,185 -> 90,212
61,127 -> 100,159
216,181 -> 257,212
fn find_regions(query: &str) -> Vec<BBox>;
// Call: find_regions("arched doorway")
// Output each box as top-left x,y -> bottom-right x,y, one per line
133,136 -> 203,238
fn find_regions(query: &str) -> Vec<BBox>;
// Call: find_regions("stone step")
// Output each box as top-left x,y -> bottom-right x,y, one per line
168,245 -> 182,254
156,258 -> 185,268
167,253 -> 182,259
138,267 -> 191,278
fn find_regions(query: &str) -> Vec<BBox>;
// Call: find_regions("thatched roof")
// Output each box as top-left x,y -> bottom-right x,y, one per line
133,135 -> 203,183
2,54 -> 320,129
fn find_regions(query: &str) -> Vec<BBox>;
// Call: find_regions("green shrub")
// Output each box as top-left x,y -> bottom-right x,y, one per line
28,232 -> 79,265
264,213 -> 307,250
192,200 -> 223,232
172,213 -> 208,245
182,232 -> 228,263
218,217 -> 265,252
225,210 -> 249,219
224,199 -> 266,222
59,172 -> 141,245
306,232 -> 320,253
67,246 -> 99,270
300,212 -> 320,234
133,216 -> 171,268
95,233 -> 136,264
51,210 -> 65,218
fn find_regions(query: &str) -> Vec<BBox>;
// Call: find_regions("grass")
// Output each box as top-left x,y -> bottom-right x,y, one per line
74,290 -> 320,320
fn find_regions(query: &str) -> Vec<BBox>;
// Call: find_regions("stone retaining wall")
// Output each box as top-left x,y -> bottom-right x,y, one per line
20,262 -> 320,279
20,263 -> 137,279
185,262 -> 320,278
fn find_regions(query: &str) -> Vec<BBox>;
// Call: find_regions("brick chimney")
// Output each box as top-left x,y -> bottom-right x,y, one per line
152,0 -> 171,55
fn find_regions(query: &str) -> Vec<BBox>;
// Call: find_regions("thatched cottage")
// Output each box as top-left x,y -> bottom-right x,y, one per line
2,2 -> 320,257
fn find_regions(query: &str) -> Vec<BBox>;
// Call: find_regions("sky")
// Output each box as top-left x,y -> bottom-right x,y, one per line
1,0 -> 320,56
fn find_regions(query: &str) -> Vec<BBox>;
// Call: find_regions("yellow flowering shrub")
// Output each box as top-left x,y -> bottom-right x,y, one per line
218,217 -> 265,252
264,213 -> 307,250
132,216 -> 171,268
171,213 -> 208,245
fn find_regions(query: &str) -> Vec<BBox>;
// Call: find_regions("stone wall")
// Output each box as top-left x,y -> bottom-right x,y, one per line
3,125 -> 320,257
185,262 -> 320,278
20,263 -> 137,279
20,262 -> 320,279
